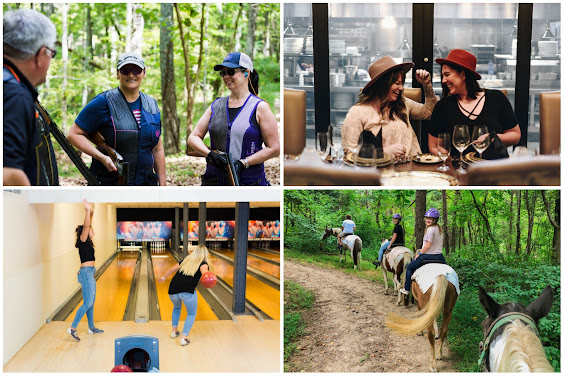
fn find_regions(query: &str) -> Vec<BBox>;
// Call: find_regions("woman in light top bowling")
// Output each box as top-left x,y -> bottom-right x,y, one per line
67,199 -> 104,342
158,244 -> 213,346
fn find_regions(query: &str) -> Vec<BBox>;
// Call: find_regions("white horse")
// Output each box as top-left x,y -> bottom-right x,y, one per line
379,239 -> 413,306
322,226 -> 362,270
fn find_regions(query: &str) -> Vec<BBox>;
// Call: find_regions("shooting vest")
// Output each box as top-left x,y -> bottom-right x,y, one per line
97,88 -> 160,185
204,94 -> 269,185
3,64 -> 58,185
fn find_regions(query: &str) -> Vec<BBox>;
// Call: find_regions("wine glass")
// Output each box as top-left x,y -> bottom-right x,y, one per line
437,133 -> 451,171
471,125 -> 490,159
452,125 -> 470,174
351,132 -> 364,168
329,124 -> 343,166
316,132 -> 329,161
356,143 -> 377,167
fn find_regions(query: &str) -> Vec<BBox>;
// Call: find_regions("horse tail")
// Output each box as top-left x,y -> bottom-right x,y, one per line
386,275 -> 448,336
353,238 -> 361,265
401,252 -> 411,283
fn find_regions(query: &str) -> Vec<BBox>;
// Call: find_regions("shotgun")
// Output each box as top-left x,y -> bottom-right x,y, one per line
224,152 -> 240,186
86,132 -> 130,186
34,100 -> 100,186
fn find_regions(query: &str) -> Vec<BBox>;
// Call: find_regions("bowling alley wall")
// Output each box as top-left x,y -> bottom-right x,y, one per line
3,192 -> 117,364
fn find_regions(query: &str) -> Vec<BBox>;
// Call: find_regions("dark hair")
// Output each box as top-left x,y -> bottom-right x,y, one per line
75,225 -> 93,248
440,63 -> 483,99
346,214 -> 352,220
248,69 -> 260,96
357,69 -> 408,126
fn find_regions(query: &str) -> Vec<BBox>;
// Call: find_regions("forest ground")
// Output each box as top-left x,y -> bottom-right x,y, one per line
285,259 -> 458,373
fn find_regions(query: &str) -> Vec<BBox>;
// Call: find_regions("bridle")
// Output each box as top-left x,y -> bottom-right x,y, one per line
478,312 -> 539,371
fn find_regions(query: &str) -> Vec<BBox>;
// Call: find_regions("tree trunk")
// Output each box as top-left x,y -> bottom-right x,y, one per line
470,191 -> 496,245
61,3 -> 69,131
442,190 -> 450,256
376,198 -> 381,228
540,191 -> 560,263
509,191 -> 514,253
415,190 -> 427,249
131,3 -> 144,53
160,3 -> 181,154
126,3 -> 132,51
82,4 -> 93,108
515,191 -> 522,256
246,3 -> 258,59
262,9 -> 271,57
524,191 -> 535,259
174,4 -> 192,153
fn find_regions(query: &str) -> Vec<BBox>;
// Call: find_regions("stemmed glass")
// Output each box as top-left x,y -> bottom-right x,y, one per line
356,143 -> 377,167
351,132 -> 364,168
316,132 -> 329,161
452,125 -> 470,174
437,133 -> 451,171
471,125 -> 490,160
329,124 -> 343,166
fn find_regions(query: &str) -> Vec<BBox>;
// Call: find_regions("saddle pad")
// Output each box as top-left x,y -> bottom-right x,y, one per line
342,235 -> 361,251
412,263 -> 460,295
386,247 -> 413,271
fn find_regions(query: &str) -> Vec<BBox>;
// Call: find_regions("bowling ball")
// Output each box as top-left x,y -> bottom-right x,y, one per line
200,272 -> 217,288
111,364 -> 133,372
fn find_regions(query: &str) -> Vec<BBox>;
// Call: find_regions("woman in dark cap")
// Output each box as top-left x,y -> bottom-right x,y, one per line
428,49 -> 521,159
188,52 -> 279,186
342,56 -> 437,160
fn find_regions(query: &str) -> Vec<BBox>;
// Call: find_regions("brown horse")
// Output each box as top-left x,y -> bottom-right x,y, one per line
386,273 -> 458,372
478,285 -> 554,372
380,240 -> 413,306
322,227 -> 362,270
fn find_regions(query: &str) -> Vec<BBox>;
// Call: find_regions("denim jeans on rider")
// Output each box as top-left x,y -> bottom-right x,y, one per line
71,266 -> 96,329
169,291 -> 198,336
378,241 -> 391,262
404,253 -> 447,291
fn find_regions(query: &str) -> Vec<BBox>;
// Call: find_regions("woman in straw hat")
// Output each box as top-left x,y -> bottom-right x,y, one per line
428,49 -> 520,159
342,56 -> 438,159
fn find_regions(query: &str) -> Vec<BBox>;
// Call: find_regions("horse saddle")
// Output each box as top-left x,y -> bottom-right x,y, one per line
412,264 -> 460,295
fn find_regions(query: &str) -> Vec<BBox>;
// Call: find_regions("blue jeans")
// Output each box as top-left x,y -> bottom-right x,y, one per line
404,253 -> 446,291
71,266 -> 96,329
378,241 -> 391,262
169,292 -> 198,336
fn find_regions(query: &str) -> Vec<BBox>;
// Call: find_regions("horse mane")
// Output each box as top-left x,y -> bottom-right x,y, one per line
386,275 -> 448,335
496,320 -> 554,372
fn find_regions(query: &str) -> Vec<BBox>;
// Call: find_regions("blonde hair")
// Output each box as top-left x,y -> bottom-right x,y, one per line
179,244 -> 212,276
426,217 -> 442,235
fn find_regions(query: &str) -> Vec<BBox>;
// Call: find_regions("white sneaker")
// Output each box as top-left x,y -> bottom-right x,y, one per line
399,288 -> 409,295
170,331 -> 180,339
180,338 -> 190,346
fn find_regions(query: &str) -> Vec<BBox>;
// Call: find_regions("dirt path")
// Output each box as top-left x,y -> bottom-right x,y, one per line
285,260 -> 458,373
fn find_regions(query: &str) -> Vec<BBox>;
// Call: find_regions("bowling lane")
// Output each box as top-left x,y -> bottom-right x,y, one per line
152,250 -> 217,321
209,254 -> 280,319
66,251 -> 138,323
215,248 -> 280,279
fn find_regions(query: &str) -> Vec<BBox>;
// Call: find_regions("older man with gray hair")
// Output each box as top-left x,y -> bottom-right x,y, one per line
4,8 -> 59,185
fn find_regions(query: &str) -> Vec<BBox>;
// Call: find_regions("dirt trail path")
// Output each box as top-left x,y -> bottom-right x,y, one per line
285,260 -> 458,373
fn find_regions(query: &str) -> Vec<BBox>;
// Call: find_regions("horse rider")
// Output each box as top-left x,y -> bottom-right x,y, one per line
400,208 -> 446,296
373,213 -> 405,268
338,214 -> 356,247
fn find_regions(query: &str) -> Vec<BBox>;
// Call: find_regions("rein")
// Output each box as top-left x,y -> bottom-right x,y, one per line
478,312 -> 539,370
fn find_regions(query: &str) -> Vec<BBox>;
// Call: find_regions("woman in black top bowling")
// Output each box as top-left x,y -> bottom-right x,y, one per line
158,244 -> 212,346
67,199 -> 104,341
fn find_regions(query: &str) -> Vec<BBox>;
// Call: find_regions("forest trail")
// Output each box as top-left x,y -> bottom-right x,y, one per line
285,259 -> 458,373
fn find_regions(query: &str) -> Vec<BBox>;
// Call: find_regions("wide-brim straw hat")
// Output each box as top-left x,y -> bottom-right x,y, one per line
362,56 -> 414,94
436,49 -> 481,80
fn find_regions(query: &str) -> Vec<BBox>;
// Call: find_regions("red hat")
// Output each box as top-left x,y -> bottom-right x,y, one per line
362,56 -> 414,94
436,49 -> 481,80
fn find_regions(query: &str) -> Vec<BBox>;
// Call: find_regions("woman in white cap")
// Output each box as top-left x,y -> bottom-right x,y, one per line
68,52 -> 166,185
188,52 -> 279,186
428,49 -> 520,160
342,56 -> 437,159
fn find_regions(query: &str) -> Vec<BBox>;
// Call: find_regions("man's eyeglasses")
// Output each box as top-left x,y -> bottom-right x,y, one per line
36,46 -> 57,59
219,68 -> 244,77
119,66 -> 144,76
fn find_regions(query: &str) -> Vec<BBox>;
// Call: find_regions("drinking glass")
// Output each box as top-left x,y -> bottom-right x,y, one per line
471,125 -> 490,159
355,143 -> 377,167
452,125 -> 470,174
437,133 -> 451,171
329,124 -> 343,166
350,132 -> 364,168
316,132 -> 329,161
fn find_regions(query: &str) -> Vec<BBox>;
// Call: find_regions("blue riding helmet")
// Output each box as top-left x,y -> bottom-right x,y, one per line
393,213 -> 402,219
424,208 -> 440,218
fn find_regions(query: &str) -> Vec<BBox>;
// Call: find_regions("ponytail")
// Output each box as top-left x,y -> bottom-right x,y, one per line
248,70 -> 260,96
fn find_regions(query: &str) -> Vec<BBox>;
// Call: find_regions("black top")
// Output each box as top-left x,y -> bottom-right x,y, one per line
3,58 -> 59,185
168,260 -> 208,295
227,106 -> 259,130
428,89 -> 518,159
392,224 -> 405,246
77,238 -> 95,263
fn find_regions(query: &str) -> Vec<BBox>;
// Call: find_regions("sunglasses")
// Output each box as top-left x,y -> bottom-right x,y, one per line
119,66 -> 144,76
219,68 -> 245,77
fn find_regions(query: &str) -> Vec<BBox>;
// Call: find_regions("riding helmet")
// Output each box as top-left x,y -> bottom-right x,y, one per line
392,213 -> 402,219
424,208 -> 440,218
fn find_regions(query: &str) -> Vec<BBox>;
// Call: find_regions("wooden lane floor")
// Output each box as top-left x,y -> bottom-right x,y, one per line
66,250 -> 138,323
3,318 -> 280,372
209,253 -> 280,319
216,247 -> 280,279
151,250 -> 217,321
